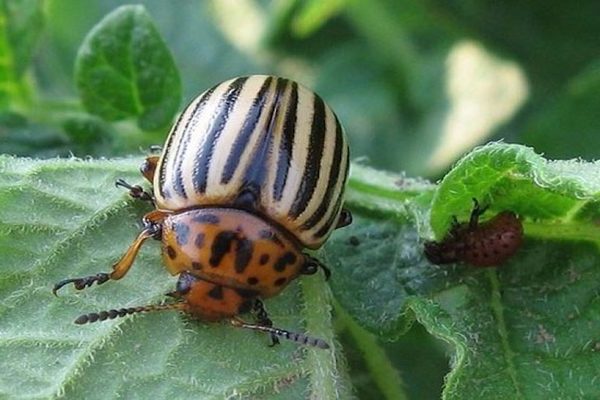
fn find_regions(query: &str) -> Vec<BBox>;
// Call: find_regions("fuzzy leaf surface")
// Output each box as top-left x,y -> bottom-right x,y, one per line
0,156 -> 348,400
325,143 -> 600,399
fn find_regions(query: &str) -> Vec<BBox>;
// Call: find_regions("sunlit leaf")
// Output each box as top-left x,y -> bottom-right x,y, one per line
75,5 -> 181,131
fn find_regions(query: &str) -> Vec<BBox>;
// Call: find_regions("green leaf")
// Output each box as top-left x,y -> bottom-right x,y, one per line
5,143 -> 600,398
291,0 -> 346,37
0,156 -> 349,399
427,0 -> 600,92
0,0 -> 43,107
522,60 -> 600,161
75,5 -> 181,131
0,112 -> 71,157
430,142 -> 600,237
326,143 -> 600,398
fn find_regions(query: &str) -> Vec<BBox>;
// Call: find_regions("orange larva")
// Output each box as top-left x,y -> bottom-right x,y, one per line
424,200 -> 523,267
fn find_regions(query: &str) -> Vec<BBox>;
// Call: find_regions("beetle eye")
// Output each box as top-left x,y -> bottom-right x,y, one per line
301,260 -> 319,275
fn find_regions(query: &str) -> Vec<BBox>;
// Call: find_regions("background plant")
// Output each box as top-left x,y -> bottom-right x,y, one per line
1,1 -> 599,399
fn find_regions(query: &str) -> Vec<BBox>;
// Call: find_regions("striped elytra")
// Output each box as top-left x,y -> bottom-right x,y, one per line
53,75 -> 352,350
155,75 -> 349,249
424,200 -> 523,267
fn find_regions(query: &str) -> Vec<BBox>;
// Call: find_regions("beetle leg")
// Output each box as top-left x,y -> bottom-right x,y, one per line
253,299 -> 279,346
115,178 -> 155,205
469,198 -> 489,229
229,317 -> 330,349
74,302 -> 187,325
148,145 -> 162,154
335,208 -> 353,229
52,225 -> 158,295
140,155 -> 159,183
301,255 -> 331,280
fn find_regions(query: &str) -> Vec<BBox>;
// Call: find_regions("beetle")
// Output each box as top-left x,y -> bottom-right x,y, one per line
53,75 -> 353,349
424,199 -> 523,267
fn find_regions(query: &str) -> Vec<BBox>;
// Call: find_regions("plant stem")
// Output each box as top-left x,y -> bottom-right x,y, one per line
300,276 -> 352,399
336,304 -> 409,400
523,221 -> 600,246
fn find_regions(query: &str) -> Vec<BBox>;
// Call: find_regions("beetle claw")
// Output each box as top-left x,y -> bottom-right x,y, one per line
52,273 -> 110,295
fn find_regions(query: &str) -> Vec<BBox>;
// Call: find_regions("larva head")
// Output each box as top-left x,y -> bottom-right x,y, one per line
161,208 -> 307,298
423,239 -> 463,265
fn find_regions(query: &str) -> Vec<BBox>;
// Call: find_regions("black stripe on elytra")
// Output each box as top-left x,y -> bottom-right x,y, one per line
170,87 -> 215,199
209,231 -> 237,267
302,115 -> 344,230
273,252 -> 297,272
158,99 -> 192,200
221,77 -> 273,184
235,78 -> 286,206
207,284 -> 224,300
313,150 -> 349,238
289,94 -> 326,218
192,77 -> 248,194
234,237 -> 254,274
273,81 -> 298,201
158,120 -> 181,200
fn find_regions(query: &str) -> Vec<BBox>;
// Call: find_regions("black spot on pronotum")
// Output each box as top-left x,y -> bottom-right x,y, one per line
259,254 -> 270,265
173,222 -> 190,246
273,252 -> 297,272
259,229 -> 284,247
191,262 -> 203,270
274,277 -> 287,287
194,233 -> 205,248
247,277 -> 259,285
193,213 -> 220,225
234,288 -> 259,299
259,229 -> 272,239
166,245 -> 177,259
207,285 -> 224,300
210,231 -> 237,267
234,238 -> 254,274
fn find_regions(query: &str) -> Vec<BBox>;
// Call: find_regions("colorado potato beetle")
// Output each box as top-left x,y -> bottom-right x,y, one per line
424,199 -> 523,267
54,75 -> 352,349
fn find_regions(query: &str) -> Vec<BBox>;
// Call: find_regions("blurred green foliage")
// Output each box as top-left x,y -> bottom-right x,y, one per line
0,1 -> 599,399
1,0 -> 598,172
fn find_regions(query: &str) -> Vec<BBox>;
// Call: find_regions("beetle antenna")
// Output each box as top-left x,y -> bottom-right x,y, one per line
74,302 -> 186,325
230,318 -> 330,349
